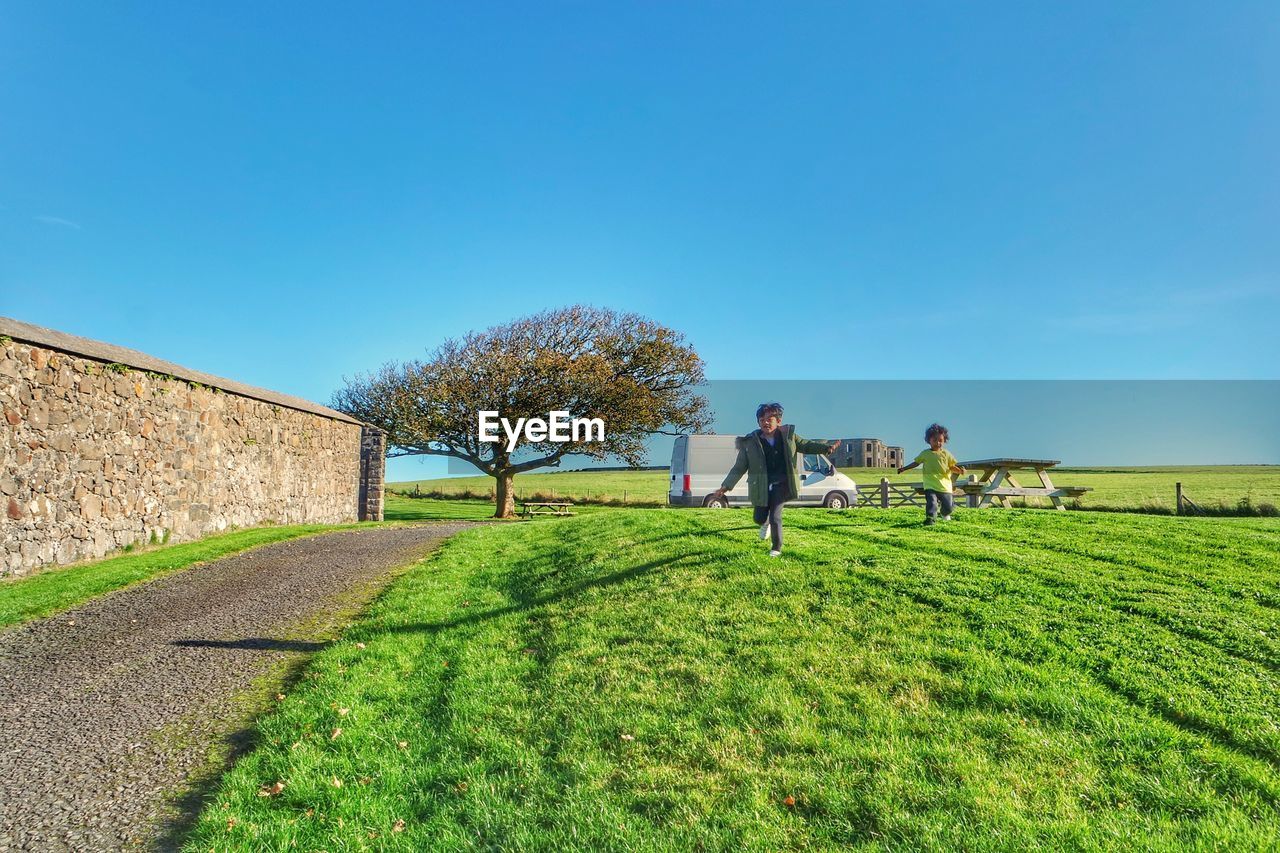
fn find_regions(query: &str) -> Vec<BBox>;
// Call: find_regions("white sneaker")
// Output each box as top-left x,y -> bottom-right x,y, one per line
769,549 -> 782,557
942,515 -> 952,521
759,523 -> 771,540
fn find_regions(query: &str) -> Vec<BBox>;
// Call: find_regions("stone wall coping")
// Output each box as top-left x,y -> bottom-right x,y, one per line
1,315 -> 363,426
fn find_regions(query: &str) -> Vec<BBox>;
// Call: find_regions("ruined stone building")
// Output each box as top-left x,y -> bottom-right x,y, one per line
833,437 -> 904,468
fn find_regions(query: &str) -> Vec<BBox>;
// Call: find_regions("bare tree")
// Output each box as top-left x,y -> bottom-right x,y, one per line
332,306 -> 710,518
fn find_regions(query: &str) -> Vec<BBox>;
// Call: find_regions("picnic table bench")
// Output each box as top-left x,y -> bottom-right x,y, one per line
519,500 -> 576,518
952,458 -> 1092,510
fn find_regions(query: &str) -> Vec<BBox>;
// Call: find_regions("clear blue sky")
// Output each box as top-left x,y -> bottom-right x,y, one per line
2,3 -> 1277,477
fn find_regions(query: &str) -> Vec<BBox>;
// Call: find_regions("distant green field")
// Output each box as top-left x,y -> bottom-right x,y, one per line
1026,466 -> 1280,512
382,496 -> 511,522
390,466 -> 1280,513
392,469 -> 666,504
187,508 -> 1280,850
383,495 -> 618,522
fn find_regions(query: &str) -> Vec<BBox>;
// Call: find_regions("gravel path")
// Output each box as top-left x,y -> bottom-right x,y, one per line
0,523 -> 473,852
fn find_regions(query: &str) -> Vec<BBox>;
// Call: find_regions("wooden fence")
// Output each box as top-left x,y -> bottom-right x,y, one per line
1175,482 -> 1206,516
858,479 -> 925,508
854,479 -> 975,509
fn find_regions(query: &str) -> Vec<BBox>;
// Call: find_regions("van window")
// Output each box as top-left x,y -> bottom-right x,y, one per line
803,455 -> 833,476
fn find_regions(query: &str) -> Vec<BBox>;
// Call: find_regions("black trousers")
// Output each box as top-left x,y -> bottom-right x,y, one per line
752,482 -> 786,550
925,489 -> 954,519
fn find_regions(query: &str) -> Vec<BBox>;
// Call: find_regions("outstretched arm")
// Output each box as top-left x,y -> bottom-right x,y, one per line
794,434 -> 840,455
898,461 -> 920,475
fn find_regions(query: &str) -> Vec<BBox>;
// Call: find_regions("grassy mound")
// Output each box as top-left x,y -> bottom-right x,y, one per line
185,509 -> 1280,850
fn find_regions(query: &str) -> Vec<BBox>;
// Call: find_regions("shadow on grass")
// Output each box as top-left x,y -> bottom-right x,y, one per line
372,552 -> 694,638
620,524 -> 760,550
845,534 -> 1280,775
378,514 -> 871,642
149,648 -> 319,853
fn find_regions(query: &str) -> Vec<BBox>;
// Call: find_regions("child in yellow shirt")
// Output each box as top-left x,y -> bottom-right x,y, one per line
897,423 -> 966,525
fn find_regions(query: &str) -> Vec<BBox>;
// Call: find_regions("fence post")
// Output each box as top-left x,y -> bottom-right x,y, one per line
1176,482 -> 1183,516
880,478 -> 890,509
967,474 -> 979,509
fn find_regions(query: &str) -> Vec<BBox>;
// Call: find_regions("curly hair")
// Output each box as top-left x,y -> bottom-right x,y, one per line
755,402 -> 784,421
924,423 -> 949,442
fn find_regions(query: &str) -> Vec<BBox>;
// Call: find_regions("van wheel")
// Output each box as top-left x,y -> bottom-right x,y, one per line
823,492 -> 848,509
703,495 -> 728,509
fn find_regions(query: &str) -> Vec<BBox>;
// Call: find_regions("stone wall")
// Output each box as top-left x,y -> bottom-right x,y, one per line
1,318 -> 380,578
358,426 -> 386,523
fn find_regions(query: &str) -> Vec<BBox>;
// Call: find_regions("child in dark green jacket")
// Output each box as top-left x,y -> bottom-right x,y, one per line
710,402 -> 840,556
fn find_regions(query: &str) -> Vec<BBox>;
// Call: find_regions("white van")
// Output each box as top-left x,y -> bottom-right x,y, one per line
668,434 -> 858,509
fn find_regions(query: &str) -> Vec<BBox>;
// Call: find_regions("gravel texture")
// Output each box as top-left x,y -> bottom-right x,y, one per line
0,523 -> 473,851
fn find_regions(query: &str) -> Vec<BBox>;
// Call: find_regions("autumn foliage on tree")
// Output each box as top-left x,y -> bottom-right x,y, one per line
332,306 -> 710,518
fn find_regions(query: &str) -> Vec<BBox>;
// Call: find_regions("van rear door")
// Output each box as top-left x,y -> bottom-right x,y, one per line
669,436 -> 690,504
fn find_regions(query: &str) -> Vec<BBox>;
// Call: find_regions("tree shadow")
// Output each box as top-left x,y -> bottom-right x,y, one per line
148,646 -> 318,852
621,524 -> 759,549
151,526 -> 745,848
376,551 -> 694,638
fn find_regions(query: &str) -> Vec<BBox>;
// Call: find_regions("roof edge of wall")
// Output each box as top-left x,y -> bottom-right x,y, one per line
1,316 -> 365,427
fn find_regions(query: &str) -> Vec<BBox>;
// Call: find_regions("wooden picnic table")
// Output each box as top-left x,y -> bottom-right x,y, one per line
953,458 -> 1091,510
519,500 -> 576,518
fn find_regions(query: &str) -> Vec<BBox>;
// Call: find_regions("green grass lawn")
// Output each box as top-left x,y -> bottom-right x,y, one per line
390,465 -> 1280,514
185,508 -> 1280,850
0,523 -> 385,629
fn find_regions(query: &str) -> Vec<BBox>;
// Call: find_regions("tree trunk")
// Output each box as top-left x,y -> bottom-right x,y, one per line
494,470 -> 516,519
